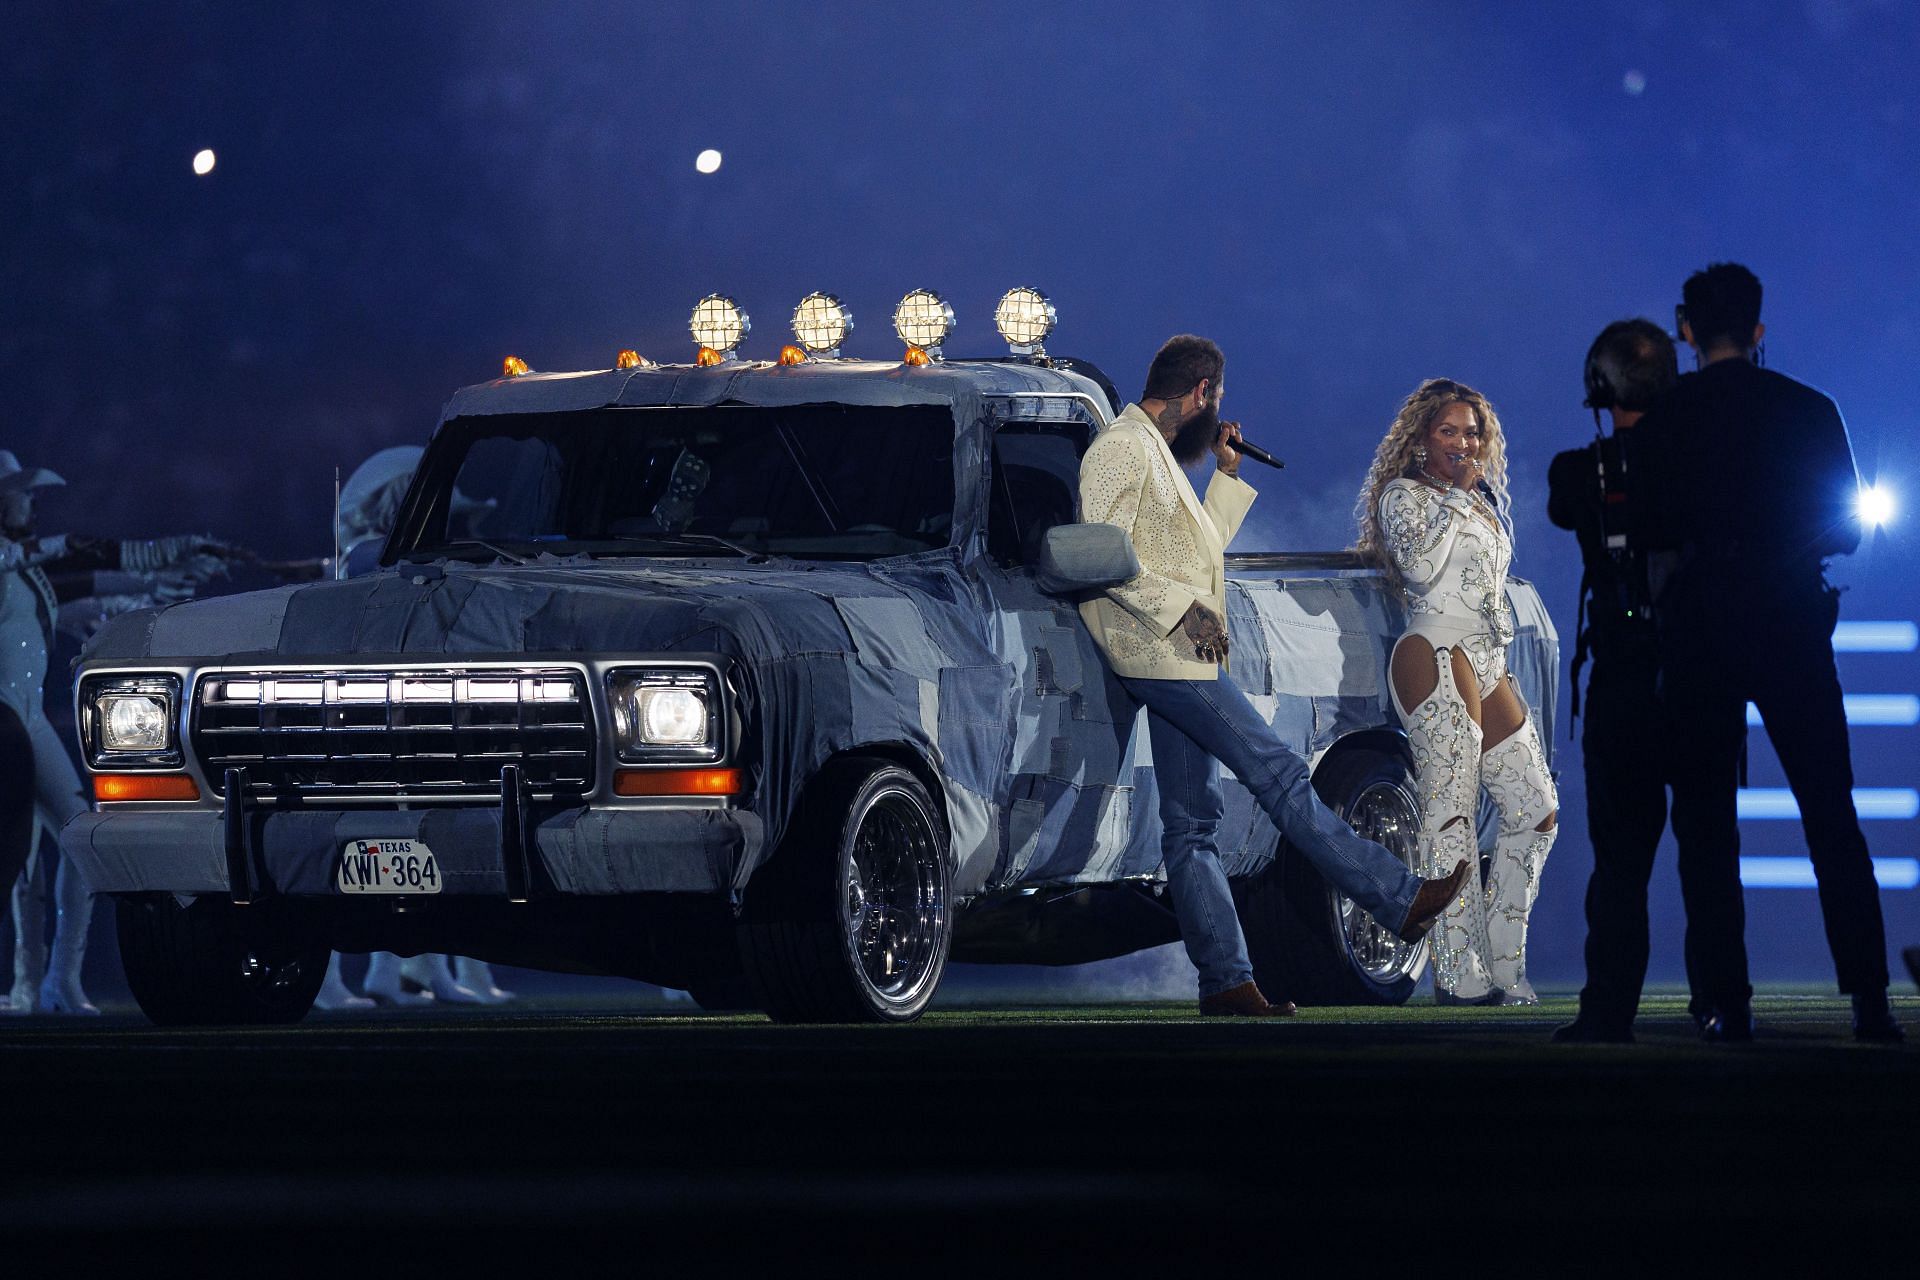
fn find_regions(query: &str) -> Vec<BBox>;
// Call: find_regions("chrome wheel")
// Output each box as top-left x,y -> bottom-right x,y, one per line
840,784 -> 947,1011
1331,780 -> 1429,985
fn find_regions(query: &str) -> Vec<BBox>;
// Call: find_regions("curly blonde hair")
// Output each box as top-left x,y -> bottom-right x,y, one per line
1352,378 -> 1510,593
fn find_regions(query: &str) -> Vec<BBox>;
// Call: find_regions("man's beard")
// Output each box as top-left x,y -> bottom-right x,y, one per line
1170,398 -> 1220,466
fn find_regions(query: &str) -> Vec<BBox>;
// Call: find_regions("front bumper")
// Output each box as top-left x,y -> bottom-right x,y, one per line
60,805 -> 764,898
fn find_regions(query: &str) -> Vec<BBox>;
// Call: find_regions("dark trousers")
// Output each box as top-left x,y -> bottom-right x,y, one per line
0,703 -> 34,897
1662,579 -> 1889,1005
1575,636 -> 1679,1025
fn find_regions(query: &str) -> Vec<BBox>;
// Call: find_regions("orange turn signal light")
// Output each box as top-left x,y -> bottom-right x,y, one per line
94,774 -> 201,802
902,346 -> 932,367
777,344 -> 807,366
613,768 -> 744,798
503,355 -> 530,377
695,346 -> 726,368
615,349 -> 645,370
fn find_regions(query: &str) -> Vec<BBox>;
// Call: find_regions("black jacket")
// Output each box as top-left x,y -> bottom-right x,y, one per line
1636,359 -> 1861,573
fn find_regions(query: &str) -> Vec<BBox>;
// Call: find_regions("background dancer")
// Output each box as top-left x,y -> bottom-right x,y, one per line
0,452 -> 234,1014
1356,380 -> 1559,1005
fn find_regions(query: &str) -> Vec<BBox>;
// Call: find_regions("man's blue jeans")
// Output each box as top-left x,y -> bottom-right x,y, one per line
1122,673 -> 1424,997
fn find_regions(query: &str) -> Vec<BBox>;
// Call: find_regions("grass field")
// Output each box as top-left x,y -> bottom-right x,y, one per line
2,992 -> 1914,1267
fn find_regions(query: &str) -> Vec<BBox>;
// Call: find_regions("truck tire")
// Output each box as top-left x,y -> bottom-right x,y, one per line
1233,742 -> 1430,1007
117,894 -> 329,1026
739,757 -> 951,1023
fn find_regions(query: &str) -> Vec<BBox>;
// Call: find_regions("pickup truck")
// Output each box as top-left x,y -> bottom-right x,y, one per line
62,290 -> 1556,1023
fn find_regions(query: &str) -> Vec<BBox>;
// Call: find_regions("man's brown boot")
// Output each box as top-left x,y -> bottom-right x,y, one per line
1396,859 -> 1471,943
1198,980 -> 1296,1017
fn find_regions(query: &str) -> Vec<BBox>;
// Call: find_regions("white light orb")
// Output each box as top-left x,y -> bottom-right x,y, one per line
695,149 -> 723,174
192,148 -> 217,175
1622,70 -> 1647,96
1858,483 -> 1895,527
893,289 -> 955,352
791,293 -> 852,354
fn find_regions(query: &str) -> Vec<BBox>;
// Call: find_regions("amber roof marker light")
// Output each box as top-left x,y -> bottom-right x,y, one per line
614,349 -> 654,370
502,355 -> 531,378
690,295 -> 749,365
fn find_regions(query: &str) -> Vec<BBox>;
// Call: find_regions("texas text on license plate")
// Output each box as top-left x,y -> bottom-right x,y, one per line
337,839 -> 442,894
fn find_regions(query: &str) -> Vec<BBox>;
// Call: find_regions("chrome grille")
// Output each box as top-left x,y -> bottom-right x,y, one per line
191,667 -> 594,798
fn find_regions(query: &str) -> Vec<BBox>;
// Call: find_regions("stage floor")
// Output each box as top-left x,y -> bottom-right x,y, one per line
3,994 -> 1914,1264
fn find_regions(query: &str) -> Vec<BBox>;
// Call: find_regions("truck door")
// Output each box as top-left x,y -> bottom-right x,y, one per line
976,419 -> 1158,887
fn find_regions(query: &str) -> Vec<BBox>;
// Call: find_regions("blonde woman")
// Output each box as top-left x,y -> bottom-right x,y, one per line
1356,379 -> 1558,1004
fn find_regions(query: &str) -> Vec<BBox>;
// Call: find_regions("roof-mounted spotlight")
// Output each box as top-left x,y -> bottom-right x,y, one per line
893,288 -> 954,363
502,355 -> 530,378
994,287 -> 1056,358
614,349 -> 654,370
791,292 -> 852,359
690,294 -> 749,365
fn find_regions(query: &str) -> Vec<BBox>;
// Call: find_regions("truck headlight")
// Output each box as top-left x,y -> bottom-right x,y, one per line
608,668 -> 723,761
81,674 -> 182,767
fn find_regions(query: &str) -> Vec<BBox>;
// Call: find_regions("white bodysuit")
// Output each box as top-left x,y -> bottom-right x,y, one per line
1378,476 -> 1556,1003
1380,477 -> 1515,699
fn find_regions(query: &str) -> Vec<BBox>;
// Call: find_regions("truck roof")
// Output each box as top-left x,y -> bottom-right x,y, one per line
438,358 -> 1119,429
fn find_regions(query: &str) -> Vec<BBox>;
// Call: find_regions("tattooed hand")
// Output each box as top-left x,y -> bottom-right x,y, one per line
1180,602 -> 1230,663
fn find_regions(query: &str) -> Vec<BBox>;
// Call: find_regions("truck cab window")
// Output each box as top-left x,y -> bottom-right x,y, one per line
987,422 -> 1089,566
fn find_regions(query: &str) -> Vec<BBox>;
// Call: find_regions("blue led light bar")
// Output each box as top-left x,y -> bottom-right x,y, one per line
1747,694 -> 1920,726
1737,788 -> 1920,820
1739,856 -> 1920,889
1832,621 -> 1918,652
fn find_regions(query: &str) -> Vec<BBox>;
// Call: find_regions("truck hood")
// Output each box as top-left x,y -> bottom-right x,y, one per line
83,557 -> 950,665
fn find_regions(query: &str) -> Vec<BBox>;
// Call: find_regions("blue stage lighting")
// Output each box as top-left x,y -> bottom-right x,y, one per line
1740,857 -> 1920,890
1737,788 -> 1920,820
1832,621 -> 1919,652
1748,694 -> 1920,726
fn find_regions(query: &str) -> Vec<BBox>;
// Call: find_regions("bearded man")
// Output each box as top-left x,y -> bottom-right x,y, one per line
1077,335 -> 1466,1016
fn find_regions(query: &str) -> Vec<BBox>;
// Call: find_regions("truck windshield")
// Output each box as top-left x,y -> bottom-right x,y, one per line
391,404 -> 957,562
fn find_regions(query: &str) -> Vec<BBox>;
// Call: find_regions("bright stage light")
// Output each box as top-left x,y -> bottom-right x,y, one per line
1858,483 -> 1895,527
192,149 -> 216,175
696,149 -> 723,174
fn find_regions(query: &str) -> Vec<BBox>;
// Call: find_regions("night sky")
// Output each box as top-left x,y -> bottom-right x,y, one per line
6,0 -> 1917,986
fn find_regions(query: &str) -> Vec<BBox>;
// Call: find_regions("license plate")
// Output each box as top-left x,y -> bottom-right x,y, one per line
337,839 -> 442,895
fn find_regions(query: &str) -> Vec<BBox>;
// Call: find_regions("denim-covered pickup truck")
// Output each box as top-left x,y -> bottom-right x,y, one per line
63,291 -> 1556,1023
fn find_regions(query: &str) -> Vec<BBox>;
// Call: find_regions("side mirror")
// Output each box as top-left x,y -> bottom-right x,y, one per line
1035,523 -> 1141,596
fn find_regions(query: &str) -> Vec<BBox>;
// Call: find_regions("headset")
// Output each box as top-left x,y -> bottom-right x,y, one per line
1582,346 -> 1617,415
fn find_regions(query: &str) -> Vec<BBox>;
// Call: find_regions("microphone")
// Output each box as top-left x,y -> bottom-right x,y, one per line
1236,439 -> 1285,470
1221,427 -> 1285,470
1443,451 -> 1497,505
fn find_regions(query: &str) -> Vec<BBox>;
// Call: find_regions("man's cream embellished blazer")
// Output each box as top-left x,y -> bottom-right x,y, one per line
1076,403 -> 1256,681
